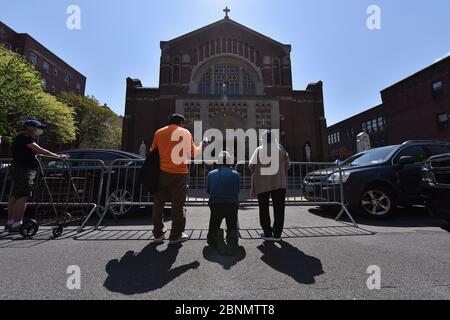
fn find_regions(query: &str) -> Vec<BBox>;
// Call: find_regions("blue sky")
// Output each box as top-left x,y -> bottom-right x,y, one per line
1,0 -> 449,125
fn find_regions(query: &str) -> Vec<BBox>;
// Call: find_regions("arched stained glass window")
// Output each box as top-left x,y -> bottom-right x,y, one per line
197,64 -> 256,96
214,64 -> 240,96
198,69 -> 212,95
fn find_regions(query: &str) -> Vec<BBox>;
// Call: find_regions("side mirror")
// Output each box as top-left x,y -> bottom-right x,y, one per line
398,156 -> 415,165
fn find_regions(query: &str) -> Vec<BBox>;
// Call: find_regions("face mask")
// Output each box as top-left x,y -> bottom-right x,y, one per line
34,128 -> 44,136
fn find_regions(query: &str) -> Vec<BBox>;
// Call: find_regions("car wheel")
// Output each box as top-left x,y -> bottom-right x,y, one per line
107,189 -> 134,218
360,186 -> 396,218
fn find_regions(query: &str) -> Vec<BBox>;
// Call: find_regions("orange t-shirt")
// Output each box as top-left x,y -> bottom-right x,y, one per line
150,125 -> 201,174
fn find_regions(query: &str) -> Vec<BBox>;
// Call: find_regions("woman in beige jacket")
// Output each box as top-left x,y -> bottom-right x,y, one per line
249,130 -> 290,242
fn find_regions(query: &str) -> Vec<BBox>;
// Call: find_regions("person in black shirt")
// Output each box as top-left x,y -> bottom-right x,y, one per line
6,120 -> 69,233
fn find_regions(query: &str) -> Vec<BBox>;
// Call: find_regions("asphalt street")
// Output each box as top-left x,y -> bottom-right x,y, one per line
0,206 -> 449,300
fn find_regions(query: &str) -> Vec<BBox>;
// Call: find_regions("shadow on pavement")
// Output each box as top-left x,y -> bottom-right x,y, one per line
104,243 -> 199,295
257,241 -> 324,285
309,206 -> 447,228
202,245 -> 246,270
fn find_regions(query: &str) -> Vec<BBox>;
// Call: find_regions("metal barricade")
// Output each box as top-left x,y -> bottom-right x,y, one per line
235,161 -> 357,227
0,159 -> 13,212
0,156 -> 106,238
3,157 -> 358,233
187,160 -> 220,206
100,158 -> 148,228
99,159 -> 219,228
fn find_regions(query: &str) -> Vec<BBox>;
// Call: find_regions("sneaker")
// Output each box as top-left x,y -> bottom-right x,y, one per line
3,224 -> 12,232
169,232 -> 190,245
152,233 -> 166,244
8,225 -> 22,234
261,234 -> 274,241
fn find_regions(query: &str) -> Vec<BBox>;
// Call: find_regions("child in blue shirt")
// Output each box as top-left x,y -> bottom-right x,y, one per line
206,151 -> 240,255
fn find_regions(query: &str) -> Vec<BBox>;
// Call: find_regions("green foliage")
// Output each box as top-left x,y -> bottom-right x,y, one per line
0,44 -> 76,144
57,92 -> 122,149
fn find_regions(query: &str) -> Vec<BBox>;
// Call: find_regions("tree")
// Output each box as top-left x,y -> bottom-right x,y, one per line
0,44 -> 76,146
57,92 -> 122,149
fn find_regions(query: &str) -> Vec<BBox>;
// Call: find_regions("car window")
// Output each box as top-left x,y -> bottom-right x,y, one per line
341,146 -> 398,167
394,146 -> 428,164
426,145 -> 450,156
82,152 -> 122,166
66,151 -> 84,159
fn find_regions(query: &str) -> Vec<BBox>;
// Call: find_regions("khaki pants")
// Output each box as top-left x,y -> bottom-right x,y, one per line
152,171 -> 188,241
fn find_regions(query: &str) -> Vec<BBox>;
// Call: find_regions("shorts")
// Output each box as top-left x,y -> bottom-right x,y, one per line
10,165 -> 37,199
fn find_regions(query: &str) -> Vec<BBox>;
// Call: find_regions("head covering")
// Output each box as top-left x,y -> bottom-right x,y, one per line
217,151 -> 233,165
260,130 -> 277,146
23,120 -> 47,129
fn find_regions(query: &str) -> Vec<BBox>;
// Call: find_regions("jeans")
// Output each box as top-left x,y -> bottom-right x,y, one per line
207,203 -> 239,247
257,188 -> 286,238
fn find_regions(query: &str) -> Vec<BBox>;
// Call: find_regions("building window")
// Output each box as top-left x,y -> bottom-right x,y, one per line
272,59 -> 281,86
30,53 -> 37,65
43,61 -> 50,74
172,56 -> 181,84
51,85 -> 56,93
362,116 -> 385,134
198,70 -> 212,95
432,81 -> 443,97
198,64 -> 256,96
437,113 -> 449,129
54,68 -> 58,77
64,74 -> 70,86
4,42 -> 12,50
367,120 -> 373,133
328,132 -> 340,145
377,116 -> 385,131
214,64 -> 240,96
41,79 -> 47,90
76,82 -> 81,93
242,71 -> 255,95
15,48 -> 22,54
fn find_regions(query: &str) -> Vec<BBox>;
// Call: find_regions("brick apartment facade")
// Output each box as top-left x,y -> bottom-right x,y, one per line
123,14 -> 328,161
328,55 -> 450,160
327,105 -> 387,160
0,21 -> 86,96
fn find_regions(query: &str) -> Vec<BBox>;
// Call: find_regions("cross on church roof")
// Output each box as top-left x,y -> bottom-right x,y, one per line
223,6 -> 230,19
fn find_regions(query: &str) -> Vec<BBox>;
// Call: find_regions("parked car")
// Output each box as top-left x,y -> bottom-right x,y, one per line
60,149 -> 143,166
303,141 -> 450,219
421,153 -> 450,222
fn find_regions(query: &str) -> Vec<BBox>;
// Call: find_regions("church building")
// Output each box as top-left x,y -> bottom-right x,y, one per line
122,8 -> 328,161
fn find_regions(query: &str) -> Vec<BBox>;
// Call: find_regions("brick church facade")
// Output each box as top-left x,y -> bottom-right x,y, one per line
122,12 -> 328,161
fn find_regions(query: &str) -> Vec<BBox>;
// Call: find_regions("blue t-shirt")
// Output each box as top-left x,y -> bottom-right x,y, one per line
207,167 -> 240,204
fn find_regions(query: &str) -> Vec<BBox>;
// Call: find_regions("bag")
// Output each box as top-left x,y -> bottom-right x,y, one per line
139,148 -> 160,194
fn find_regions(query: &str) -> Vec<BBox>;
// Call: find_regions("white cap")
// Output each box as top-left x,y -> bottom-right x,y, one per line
218,151 -> 233,164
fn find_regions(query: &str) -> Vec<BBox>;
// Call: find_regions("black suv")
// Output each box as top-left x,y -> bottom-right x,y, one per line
421,153 -> 450,222
303,141 -> 450,218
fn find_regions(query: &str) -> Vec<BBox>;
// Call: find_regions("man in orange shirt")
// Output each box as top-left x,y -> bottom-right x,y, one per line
150,114 -> 205,244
